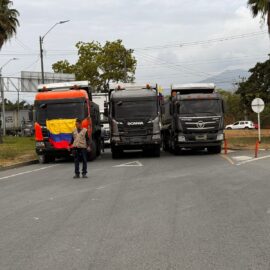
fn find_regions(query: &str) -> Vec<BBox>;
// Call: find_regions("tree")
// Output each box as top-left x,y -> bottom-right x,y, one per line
218,89 -> 245,124
236,57 -> 270,127
52,40 -> 137,91
99,40 -> 137,89
247,0 -> 270,33
236,58 -> 270,108
0,0 -> 20,49
0,0 -> 19,143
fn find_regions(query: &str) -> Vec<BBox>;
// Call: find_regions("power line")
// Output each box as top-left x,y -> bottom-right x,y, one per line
134,31 -> 268,51
0,30 -> 267,58
137,52 -> 268,69
6,58 -> 40,77
135,50 -> 213,77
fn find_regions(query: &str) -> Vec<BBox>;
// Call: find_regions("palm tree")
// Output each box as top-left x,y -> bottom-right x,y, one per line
248,0 -> 270,33
0,0 -> 20,49
0,0 -> 19,143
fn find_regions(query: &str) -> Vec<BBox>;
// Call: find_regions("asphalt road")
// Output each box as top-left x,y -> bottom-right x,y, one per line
1,149 -> 270,270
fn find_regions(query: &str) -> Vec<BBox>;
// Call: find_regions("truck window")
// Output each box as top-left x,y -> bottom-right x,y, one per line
113,100 -> 157,119
36,102 -> 85,124
179,100 -> 222,115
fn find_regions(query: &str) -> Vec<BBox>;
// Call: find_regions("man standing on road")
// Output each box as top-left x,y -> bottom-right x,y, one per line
70,119 -> 90,179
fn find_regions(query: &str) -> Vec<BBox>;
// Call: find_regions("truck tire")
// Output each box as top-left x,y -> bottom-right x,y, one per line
162,138 -> 169,152
38,154 -> 52,164
88,139 -> 97,161
153,145 -> 161,157
207,145 -> 222,154
111,146 -> 122,159
96,138 -> 101,157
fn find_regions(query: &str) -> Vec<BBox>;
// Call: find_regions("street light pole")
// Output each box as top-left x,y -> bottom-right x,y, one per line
39,20 -> 70,84
0,58 -> 18,137
39,36 -> 45,83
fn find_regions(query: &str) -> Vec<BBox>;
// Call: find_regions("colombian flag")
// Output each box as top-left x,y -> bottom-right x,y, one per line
46,119 -> 76,149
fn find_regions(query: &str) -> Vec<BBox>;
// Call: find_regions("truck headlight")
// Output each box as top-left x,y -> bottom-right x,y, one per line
152,134 -> 161,140
112,119 -> 120,136
178,135 -> 186,142
216,134 -> 224,141
36,141 -> 45,148
112,136 -> 121,142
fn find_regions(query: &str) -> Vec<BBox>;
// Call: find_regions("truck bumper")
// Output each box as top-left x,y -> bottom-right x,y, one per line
176,132 -> 223,149
35,141 -> 70,157
111,135 -> 161,150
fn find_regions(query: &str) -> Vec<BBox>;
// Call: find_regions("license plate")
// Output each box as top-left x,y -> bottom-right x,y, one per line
195,134 -> 207,141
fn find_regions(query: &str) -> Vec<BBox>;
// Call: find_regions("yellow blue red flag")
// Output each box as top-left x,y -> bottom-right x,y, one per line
46,119 -> 76,149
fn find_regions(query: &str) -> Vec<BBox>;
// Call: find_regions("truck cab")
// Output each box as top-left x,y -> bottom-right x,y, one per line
107,84 -> 161,158
161,83 -> 224,154
34,81 -> 101,163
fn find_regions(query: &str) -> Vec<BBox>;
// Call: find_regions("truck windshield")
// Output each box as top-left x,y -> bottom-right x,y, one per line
113,100 -> 157,119
36,102 -> 85,124
179,100 -> 222,115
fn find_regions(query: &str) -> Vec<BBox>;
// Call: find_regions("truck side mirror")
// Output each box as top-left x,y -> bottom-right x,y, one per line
104,107 -> 109,117
222,100 -> 226,113
169,104 -> 173,115
176,102 -> 180,113
161,106 -> 165,115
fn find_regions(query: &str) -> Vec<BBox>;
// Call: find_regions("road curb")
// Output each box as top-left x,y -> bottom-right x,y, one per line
0,160 -> 39,172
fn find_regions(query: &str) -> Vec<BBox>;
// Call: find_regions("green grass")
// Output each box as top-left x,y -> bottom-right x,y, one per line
0,136 -> 35,162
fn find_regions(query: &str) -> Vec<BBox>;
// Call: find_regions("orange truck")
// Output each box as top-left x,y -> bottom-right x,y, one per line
34,81 -> 101,163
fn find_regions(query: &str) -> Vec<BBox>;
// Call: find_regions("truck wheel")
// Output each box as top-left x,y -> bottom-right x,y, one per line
162,139 -> 169,152
96,138 -> 101,157
38,154 -> 50,164
88,139 -> 97,161
153,145 -> 161,157
162,133 -> 169,152
208,145 -> 222,154
112,147 -> 122,159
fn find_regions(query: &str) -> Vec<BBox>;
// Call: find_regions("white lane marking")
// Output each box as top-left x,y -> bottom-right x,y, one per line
232,156 -> 253,162
96,186 -> 106,190
237,154 -> 270,166
0,165 -> 58,180
223,150 -> 235,154
113,161 -> 143,168
33,217 -> 40,220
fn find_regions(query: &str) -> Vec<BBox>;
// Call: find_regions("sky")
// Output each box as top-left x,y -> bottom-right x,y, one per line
1,0 -> 270,102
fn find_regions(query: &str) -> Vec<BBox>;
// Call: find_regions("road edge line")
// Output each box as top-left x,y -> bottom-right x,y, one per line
0,160 -> 39,172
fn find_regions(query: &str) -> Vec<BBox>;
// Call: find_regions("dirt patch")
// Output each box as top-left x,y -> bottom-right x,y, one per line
225,129 -> 270,138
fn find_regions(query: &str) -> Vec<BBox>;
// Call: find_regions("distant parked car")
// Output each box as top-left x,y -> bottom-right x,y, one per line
225,121 -> 255,130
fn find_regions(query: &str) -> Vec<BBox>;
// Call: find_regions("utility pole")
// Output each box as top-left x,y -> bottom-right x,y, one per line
39,20 -> 70,84
39,36 -> 45,84
124,54 -> 127,83
0,73 -> 5,139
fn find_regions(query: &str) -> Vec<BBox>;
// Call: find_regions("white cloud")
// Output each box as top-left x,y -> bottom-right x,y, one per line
1,0 -> 269,98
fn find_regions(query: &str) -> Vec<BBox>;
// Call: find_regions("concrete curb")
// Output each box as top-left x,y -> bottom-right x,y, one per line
0,160 -> 39,172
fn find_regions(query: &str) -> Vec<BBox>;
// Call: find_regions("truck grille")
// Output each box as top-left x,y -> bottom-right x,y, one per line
119,125 -> 151,137
181,117 -> 220,133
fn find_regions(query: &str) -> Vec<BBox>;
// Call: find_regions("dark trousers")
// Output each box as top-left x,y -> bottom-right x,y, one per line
73,148 -> 88,175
